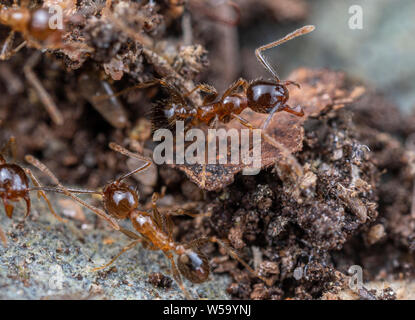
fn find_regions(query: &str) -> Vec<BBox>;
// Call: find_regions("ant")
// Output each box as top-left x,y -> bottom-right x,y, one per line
0,0 -> 83,57
0,0 -> 91,125
26,142 -> 272,299
0,136 -> 67,246
97,25 -> 315,177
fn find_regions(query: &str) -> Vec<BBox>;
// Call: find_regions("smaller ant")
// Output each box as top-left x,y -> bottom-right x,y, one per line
26,142 -> 272,299
0,137 -> 66,246
1,0 -> 91,125
97,25 -> 315,176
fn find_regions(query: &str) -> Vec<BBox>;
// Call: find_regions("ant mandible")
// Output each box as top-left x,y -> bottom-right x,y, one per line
26,142 -> 272,299
0,137 -> 67,246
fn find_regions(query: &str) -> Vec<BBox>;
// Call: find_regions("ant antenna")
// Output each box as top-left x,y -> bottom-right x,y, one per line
255,25 -> 315,81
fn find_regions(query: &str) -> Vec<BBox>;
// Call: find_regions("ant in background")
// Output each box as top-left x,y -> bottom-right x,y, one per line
97,25 -> 315,177
26,142 -> 272,299
0,0 -> 91,125
0,137 -> 66,246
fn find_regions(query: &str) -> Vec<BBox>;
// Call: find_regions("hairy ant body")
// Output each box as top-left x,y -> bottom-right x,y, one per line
0,137 -> 65,246
26,142 -> 271,299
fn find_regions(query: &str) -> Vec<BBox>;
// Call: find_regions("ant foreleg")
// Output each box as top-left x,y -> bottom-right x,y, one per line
165,251 -> 193,300
204,236 -> 273,286
280,104 -> 304,117
24,52 -> 64,125
24,168 -> 67,223
92,240 -> 141,272
231,113 -> 303,177
25,155 -> 120,230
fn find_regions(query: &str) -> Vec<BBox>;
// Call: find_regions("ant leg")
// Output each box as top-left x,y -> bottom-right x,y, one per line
255,25 -> 315,80
0,225 -> 7,247
24,168 -> 67,223
150,191 -> 174,241
190,0 -> 241,26
24,52 -> 64,125
183,83 -> 218,100
279,80 -> 301,89
223,78 -> 249,97
24,155 -> 120,230
2,196 -> 14,218
231,113 -> 303,177
92,80 -> 160,103
92,240 -> 141,272
108,142 -> 153,182
0,31 -> 15,60
203,236 -> 273,286
165,252 -> 193,300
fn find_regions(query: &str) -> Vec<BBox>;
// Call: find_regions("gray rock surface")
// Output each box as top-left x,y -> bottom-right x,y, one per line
0,193 -> 230,300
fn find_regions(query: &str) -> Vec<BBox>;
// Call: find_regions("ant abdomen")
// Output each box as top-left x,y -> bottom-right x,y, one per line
177,249 -> 210,283
0,163 -> 30,217
247,80 -> 289,113
103,183 -> 139,219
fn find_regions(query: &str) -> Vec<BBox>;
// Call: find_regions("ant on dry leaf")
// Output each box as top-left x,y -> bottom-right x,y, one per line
0,137 -> 67,246
97,25 -> 315,179
26,142 -> 272,299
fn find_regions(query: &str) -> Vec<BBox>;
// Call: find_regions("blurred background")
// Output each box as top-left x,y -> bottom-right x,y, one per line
218,0 -> 415,112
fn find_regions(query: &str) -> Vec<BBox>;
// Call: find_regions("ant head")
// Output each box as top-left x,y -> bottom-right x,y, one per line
103,182 -> 139,219
247,80 -> 289,113
177,248 -> 210,283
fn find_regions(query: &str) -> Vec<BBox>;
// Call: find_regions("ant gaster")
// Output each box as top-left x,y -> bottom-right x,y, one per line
0,137 -> 66,246
26,143 -> 272,299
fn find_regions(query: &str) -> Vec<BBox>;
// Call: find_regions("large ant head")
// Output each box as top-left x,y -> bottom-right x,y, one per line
246,80 -> 289,113
177,248 -> 210,283
103,182 -> 139,219
0,163 -> 30,218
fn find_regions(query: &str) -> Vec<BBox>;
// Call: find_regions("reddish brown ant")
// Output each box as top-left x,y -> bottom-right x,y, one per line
0,0 -> 91,125
97,25 -> 315,176
26,142 -> 272,299
0,136 -> 67,246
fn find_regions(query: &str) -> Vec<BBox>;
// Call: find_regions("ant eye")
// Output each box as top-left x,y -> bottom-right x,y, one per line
177,250 -> 210,283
